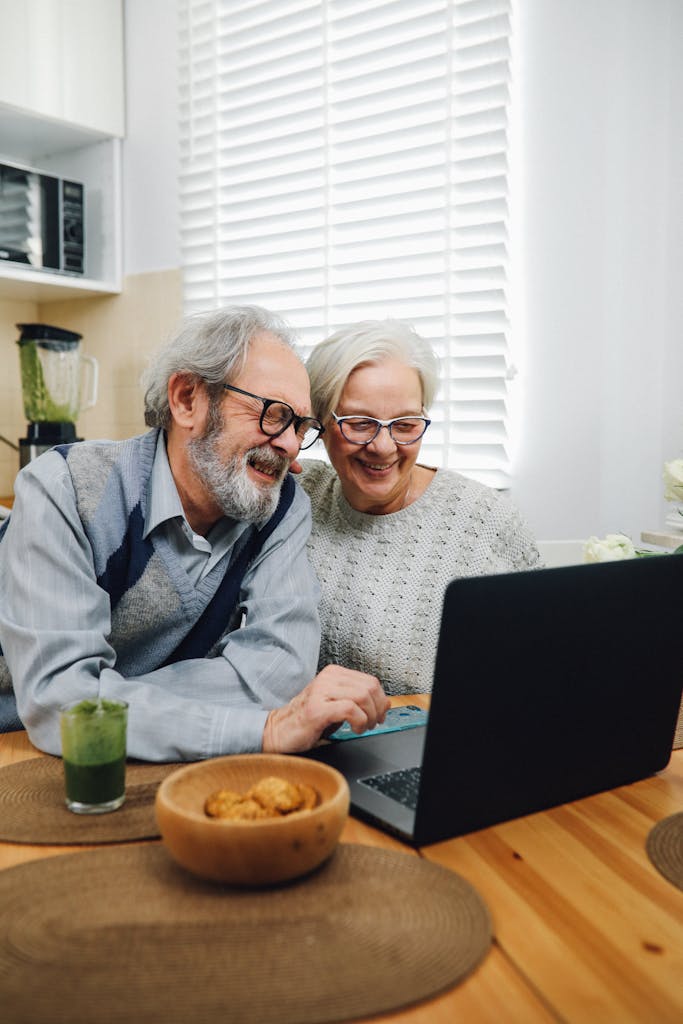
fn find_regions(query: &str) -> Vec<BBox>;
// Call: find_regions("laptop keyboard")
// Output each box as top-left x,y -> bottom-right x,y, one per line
359,765 -> 422,811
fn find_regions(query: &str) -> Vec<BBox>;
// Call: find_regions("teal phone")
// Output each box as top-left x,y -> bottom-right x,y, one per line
327,704 -> 428,742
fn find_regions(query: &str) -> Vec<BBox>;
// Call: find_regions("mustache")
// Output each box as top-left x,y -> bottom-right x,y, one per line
244,446 -> 290,480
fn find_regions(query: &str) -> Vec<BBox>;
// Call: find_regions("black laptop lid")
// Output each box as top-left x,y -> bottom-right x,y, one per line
413,555 -> 683,846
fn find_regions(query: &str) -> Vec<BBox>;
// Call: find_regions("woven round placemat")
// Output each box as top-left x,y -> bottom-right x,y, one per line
0,842 -> 492,1024
646,812 -> 683,890
0,757 -> 183,844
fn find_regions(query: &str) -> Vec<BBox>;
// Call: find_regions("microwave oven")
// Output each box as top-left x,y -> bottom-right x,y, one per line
0,159 -> 84,275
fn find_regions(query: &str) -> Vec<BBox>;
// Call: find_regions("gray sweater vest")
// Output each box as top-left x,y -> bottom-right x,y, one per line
0,430 -> 294,690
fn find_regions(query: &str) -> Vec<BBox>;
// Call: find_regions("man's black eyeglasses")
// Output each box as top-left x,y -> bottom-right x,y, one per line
223,383 -> 325,450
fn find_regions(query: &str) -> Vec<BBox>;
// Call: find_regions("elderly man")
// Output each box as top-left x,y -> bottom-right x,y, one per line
0,306 -> 388,760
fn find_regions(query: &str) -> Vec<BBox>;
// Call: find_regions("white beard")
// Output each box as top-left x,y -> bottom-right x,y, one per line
188,423 -> 288,526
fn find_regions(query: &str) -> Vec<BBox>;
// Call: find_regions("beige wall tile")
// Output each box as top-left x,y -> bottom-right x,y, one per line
0,269 -> 182,498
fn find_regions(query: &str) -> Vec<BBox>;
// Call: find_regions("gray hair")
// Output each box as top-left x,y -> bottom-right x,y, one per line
306,319 -> 440,424
142,305 -> 296,428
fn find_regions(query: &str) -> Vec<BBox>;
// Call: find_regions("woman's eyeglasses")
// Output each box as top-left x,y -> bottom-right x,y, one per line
332,413 -> 431,446
223,383 -> 325,449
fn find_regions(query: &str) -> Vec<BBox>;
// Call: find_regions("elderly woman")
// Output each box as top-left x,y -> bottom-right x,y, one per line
298,319 -> 540,694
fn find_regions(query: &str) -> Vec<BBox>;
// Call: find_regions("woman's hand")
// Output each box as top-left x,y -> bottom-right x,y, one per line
262,665 -> 389,753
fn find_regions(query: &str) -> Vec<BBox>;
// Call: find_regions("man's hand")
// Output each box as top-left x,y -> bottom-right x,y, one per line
262,665 -> 389,753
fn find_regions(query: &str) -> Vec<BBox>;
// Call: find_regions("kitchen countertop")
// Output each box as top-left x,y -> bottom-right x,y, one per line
641,529 -> 683,549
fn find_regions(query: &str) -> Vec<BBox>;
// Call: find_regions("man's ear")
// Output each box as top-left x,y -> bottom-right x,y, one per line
167,372 -> 205,430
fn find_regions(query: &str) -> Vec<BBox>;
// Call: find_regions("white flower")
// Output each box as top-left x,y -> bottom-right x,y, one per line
584,534 -> 637,563
663,459 -> 683,503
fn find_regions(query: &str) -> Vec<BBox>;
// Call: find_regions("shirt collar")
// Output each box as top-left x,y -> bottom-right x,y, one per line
143,430 -> 186,538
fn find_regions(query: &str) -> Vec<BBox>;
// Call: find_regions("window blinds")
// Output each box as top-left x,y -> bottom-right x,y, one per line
179,0 -> 514,486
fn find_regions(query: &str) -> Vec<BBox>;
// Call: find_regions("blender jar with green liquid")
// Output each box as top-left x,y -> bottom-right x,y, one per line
17,323 -> 99,466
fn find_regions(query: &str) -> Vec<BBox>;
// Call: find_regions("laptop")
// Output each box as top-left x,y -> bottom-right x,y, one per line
307,555 -> 683,846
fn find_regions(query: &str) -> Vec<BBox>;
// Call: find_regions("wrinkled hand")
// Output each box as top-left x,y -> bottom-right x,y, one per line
262,665 -> 389,753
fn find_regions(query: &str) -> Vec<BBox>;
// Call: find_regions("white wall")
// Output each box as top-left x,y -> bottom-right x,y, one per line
512,0 -> 683,541
122,0 -> 683,541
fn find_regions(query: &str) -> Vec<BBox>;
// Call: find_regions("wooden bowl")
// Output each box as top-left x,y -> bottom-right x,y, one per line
155,753 -> 349,885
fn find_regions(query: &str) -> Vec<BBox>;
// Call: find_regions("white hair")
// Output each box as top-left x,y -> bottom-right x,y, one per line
142,305 -> 296,429
305,319 -> 440,424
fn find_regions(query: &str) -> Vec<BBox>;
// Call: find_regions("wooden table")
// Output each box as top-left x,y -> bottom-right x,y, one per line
1,705 -> 682,1024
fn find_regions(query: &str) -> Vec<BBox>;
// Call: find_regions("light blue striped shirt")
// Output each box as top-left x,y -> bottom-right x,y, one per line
0,438 -> 321,761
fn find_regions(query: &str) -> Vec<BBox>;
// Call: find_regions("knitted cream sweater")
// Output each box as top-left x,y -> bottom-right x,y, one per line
299,460 -> 540,694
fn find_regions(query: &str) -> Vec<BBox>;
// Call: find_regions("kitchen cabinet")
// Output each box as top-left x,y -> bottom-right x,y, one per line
0,0 -> 125,302
0,0 -> 124,138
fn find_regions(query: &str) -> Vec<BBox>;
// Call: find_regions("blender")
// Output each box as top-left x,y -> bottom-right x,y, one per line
17,323 -> 99,468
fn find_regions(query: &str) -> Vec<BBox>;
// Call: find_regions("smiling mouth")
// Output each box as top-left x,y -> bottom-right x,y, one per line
357,459 -> 396,473
247,453 -> 286,482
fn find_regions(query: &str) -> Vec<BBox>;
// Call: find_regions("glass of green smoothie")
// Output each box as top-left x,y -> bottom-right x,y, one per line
59,699 -> 128,814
